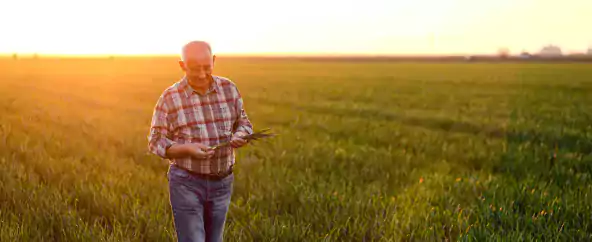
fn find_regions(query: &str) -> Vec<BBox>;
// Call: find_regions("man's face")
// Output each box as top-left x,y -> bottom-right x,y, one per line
179,51 -> 215,84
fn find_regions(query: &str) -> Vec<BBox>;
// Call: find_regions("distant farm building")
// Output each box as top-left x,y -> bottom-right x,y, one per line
539,45 -> 562,57
519,51 -> 533,59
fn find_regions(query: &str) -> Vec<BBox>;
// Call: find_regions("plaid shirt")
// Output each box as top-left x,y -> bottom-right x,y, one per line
148,75 -> 253,174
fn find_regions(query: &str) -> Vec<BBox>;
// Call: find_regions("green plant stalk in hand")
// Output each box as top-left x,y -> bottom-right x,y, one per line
209,128 -> 277,150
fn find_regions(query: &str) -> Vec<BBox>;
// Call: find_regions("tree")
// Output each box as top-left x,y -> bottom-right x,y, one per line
498,48 -> 510,59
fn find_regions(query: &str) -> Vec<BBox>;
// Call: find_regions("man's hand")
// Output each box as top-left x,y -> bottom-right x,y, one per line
186,143 -> 215,159
230,131 -> 249,148
166,143 -> 214,159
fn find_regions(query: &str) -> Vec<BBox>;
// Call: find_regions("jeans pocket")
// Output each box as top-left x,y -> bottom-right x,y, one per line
223,174 -> 234,190
168,165 -> 190,180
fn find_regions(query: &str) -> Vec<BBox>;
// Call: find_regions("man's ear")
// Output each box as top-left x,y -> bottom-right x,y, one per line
212,55 -> 216,65
178,60 -> 186,71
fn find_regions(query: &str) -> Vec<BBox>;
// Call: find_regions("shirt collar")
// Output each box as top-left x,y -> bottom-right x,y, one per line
181,75 -> 220,98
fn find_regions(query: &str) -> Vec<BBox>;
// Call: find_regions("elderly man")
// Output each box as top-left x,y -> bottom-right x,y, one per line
148,41 -> 253,242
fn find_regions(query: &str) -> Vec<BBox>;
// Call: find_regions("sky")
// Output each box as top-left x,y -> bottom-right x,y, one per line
1,0 -> 591,56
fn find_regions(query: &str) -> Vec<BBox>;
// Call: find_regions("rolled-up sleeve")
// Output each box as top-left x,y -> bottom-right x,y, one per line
234,88 -> 254,135
148,94 -> 176,159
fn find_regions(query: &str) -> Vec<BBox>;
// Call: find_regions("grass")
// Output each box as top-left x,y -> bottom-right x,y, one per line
0,57 -> 591,241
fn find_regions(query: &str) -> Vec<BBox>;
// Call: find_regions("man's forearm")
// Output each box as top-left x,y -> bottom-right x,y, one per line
165,144 -> 191,159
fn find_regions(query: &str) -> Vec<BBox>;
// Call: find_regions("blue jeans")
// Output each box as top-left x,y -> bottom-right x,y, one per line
167,165 -> 234,242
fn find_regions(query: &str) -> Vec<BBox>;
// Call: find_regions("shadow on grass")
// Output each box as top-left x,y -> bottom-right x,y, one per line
506,129 -> 592,155
255,97 -> 592,240
256,98 -> 506,139
465,127 -> 592,240
493,128 -> 592,183
463,96 -> 592,240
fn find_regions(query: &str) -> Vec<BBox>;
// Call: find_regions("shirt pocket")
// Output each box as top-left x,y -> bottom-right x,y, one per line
213,106 -> 233,119
169,109 -> 193,128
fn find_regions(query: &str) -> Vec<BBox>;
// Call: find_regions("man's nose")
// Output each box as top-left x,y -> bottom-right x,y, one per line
194,72 -> 206,79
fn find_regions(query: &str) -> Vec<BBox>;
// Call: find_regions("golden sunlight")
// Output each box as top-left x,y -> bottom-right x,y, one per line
1,0 -> 591,56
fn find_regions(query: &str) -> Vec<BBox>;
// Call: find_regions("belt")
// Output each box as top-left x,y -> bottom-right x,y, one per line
175,165 -> 233,181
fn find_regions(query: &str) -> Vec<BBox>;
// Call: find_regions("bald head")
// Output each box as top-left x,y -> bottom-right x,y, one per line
179,41 -> 216,86
181,41 -> 212,62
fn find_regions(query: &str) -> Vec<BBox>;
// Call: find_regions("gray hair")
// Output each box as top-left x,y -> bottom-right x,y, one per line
181,41 -> 212,61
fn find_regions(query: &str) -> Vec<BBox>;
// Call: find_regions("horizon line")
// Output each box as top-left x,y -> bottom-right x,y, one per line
2,53 -> 591,59
2,49 -> 591,58
0,51 -> 506,58
0,53 -> 538,58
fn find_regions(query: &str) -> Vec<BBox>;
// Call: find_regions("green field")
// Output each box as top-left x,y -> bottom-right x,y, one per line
0,58 -> 591,241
